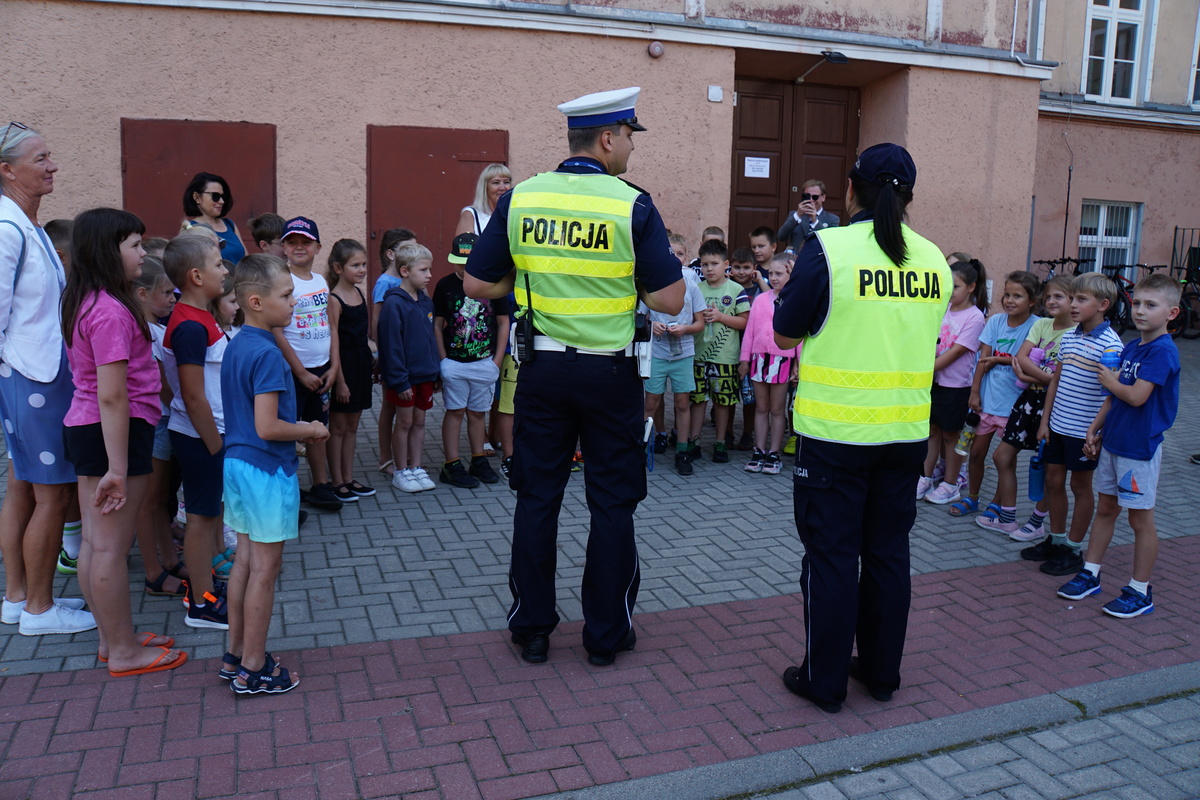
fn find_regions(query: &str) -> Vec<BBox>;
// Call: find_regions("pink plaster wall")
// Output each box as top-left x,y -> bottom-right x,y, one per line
3,1 -> 733,252
859,67 -> 1041,277
1032,117 -> 1200,266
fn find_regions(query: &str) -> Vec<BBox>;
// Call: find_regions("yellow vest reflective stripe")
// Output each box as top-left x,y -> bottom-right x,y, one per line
793,223 -> 951,444
508,171 -> 639,350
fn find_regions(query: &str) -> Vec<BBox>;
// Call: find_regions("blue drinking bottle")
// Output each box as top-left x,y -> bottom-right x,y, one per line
1099,349 -> 1122,396
1028,441 -> 1045,503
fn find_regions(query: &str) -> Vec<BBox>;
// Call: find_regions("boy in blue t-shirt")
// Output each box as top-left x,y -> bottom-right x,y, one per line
1055,274 -> 1181,618
220,254 -> 329,695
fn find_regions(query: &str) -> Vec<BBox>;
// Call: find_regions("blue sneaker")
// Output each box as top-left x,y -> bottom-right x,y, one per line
1057,569 -> 1101,600
1103,585 -> 1154,618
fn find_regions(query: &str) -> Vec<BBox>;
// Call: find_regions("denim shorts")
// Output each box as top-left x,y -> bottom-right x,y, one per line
224,458 -> 299,543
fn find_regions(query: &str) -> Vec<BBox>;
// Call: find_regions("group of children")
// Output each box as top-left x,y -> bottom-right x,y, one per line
915,255 -> 1181,620
644,226 -> 800,476
52,205 -> 514,691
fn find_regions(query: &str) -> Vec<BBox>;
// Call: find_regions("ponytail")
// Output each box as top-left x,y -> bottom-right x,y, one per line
850,175 -> 913,267
949,254 -> 989,313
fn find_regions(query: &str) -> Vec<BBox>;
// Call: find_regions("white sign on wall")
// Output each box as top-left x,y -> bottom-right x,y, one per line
744,157 -> 771,179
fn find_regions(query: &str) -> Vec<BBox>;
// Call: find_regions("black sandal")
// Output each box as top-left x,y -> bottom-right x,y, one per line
219,651 -> 277,681
230,661 -> 299,695
144,569 -> 188,597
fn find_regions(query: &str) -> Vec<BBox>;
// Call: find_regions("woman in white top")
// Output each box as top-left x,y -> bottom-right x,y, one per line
454,163 -> 512,236
0,122 -> 95,636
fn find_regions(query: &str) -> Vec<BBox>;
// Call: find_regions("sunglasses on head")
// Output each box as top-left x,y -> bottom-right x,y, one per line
0,121 -> 30,154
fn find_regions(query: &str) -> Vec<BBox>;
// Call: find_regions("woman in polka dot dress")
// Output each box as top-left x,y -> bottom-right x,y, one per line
0,123 -> 93,636
59,208 -> 185,677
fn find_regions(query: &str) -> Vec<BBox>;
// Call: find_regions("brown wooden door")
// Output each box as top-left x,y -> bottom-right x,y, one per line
121,119 -> 277,245
366,126 -> 508,288
730,82 -> 859,252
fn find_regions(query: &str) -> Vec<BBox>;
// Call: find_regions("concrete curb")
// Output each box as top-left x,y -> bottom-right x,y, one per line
551,662 -> 1200,800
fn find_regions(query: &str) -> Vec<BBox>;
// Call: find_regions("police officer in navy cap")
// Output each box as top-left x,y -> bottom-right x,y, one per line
464,87 -> 684,666
773,143 -> 951,712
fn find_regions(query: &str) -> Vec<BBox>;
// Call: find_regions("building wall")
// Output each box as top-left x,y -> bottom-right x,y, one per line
1031,116 -> 1200,266
4,1 -> 734,248
1041,0 -> 1200,106
859,67 -> 1041,273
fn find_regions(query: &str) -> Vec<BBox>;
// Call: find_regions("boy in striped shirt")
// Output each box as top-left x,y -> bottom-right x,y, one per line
1026,273 -> 1123,576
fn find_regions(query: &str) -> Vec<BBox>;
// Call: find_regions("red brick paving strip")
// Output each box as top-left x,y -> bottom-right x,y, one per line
2,536 -> 1197,800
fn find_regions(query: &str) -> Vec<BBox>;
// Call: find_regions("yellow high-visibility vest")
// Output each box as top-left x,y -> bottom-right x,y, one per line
508,171 -> 639,351
793,223 -> 951,444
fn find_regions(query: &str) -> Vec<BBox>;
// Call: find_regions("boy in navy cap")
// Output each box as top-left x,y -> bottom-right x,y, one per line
272,217 -> 343,511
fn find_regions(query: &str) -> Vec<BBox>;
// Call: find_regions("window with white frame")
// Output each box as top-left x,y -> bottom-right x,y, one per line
1192,19 -> 1200,105
1083,0 -> 1147,103
1078,201 -> 1141,273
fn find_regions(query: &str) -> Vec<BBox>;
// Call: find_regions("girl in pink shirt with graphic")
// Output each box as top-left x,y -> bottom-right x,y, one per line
61,208 -> 186,678
738,254 -> 800,475
917,253 -> 988,506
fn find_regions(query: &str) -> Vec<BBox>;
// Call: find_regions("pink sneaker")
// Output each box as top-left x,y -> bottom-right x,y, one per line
925,481 -> 960,505
916,476 -> 935,500
1009,519 -> 1045,541
976,515 -> 1018,535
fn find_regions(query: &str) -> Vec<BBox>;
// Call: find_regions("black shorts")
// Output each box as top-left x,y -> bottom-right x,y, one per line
930,384 -> 971,433
63,418 -> 155,478
1042,430 -> 1098,472
170,431 -> 225,517
293,362 -> 331,424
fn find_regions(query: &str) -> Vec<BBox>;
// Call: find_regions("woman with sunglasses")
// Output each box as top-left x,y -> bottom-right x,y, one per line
0,122 -> 96,635
182,172 -> 245,264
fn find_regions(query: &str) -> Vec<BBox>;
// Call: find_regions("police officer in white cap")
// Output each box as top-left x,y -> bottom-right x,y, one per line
465,87 -> 684,667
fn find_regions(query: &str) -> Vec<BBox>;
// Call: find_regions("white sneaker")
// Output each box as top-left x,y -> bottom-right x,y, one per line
411,467 -> 436,491
925,481 -> 961,505
2,596 -> 86,624
18,602 -> 96,635
392,468 -> 423,493
916,475 -> 935,500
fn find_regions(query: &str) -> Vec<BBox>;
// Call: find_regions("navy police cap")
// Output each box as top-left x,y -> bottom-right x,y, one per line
850,143 -> 916,192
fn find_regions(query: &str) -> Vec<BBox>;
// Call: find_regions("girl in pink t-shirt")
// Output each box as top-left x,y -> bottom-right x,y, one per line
61,208 -> 186,679
738,256 -> 800,475
917,254 -> 988,507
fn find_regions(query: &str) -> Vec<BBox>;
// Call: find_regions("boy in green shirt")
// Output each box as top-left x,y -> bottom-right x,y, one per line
688,240 -> 750,462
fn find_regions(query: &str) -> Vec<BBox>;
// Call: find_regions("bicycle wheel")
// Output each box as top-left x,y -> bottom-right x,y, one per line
1108,292 -> 1130,335
1182,291 -> 1200,340
1168,299 -> 1189,338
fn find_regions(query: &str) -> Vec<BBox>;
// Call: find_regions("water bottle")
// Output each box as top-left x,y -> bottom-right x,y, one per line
1099,348 -> 1122,396
667,322 -> 682,356
1028,441 -> 1045,502
954,412 -> 980,456
740,375 -> 755,404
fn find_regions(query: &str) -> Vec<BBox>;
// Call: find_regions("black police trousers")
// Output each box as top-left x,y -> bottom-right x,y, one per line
507,349 -> 646,657
790,435 -> 926,704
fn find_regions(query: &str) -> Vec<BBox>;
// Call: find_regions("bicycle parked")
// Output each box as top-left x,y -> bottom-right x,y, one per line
1171,262 -> 1200,340
1100,264 -> 1186,338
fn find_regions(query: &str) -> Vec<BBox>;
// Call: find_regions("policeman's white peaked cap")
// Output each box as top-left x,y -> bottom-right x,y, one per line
557,87 -> 647,131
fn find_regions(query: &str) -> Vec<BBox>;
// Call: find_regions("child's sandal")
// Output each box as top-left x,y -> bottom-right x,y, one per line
219,651 -> 277,681
978,502 -> 1002,522
948,497 -> 979,517
230,661 -> 299,695
211,553 -> 233,581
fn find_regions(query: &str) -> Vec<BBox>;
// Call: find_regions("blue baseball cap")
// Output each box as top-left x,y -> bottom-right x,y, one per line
283,216 -> 320,243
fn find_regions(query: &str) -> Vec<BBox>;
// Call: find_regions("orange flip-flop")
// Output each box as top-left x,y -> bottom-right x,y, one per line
98,632 -> 176,663
106,646 -> 187,677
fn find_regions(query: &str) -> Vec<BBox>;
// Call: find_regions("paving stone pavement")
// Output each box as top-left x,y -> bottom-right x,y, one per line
0,337 -> 1197,799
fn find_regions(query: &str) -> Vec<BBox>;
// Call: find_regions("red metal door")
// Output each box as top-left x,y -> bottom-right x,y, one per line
366,126 -> 508,287
121,119 -> 277,246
